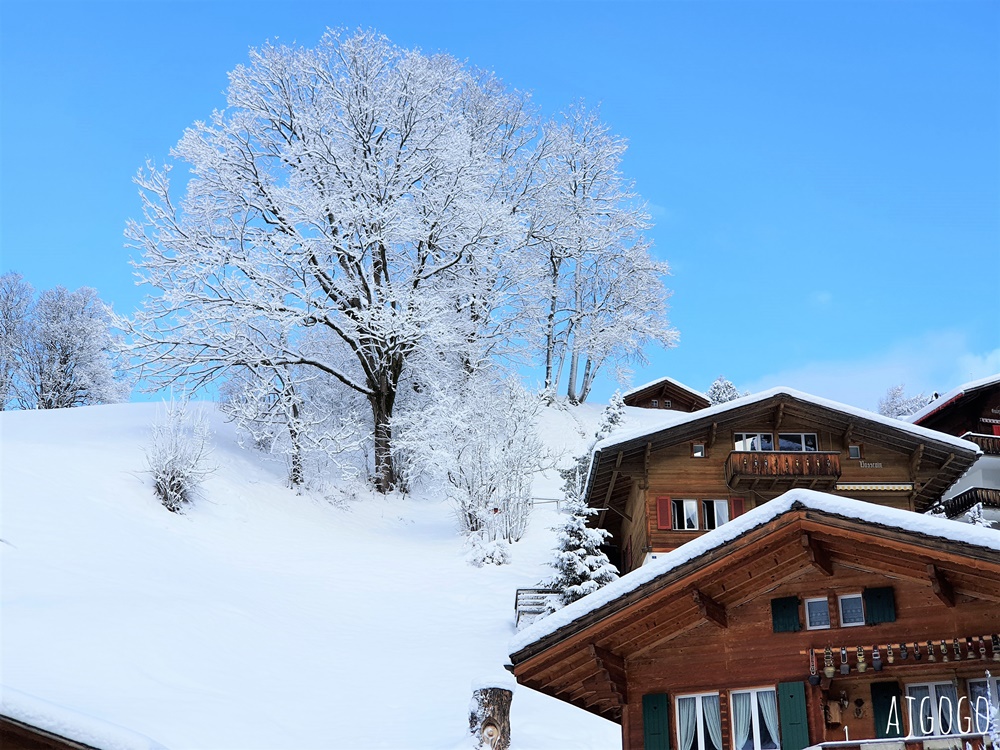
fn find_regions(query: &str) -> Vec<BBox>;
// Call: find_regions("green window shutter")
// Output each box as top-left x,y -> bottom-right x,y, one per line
643,693 -> 671,750
777,681 -> 810,750
863,587 -> 896,625
771,596 -> 800,632
871,681 -> 904,739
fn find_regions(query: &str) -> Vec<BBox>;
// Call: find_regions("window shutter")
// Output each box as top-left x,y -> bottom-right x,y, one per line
870,681 -> 904,738
771,596 -> 800,632
656,497 -> 672,530
642,693 -> 671,750
730,497 -> 745,518
777,681 -> 810,750
863,587 -> 896,625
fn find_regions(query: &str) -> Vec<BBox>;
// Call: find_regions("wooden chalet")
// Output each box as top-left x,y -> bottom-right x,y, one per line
508,491 -> 1000,750
908,374 -> 1000,520
623,378 -> 711,413
585,388 -> 981,574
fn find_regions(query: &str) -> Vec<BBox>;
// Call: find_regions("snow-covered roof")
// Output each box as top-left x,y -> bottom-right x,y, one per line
0,686 -> 168,750
907,372 -> 1000,425
509,488 -> 1000,657
596,386 -> 982,454
622,376 -> 707,400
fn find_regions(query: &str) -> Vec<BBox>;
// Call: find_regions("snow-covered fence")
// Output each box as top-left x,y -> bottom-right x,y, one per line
514,588 -> 559,630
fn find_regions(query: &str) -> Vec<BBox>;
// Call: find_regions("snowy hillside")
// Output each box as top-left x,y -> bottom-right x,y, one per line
0,401 -> 666,749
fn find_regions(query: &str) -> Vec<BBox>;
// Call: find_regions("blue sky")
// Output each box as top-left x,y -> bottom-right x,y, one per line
2,1 -> 998,409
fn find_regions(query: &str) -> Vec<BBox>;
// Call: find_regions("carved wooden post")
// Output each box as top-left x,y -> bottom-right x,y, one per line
469,685 -> 513,750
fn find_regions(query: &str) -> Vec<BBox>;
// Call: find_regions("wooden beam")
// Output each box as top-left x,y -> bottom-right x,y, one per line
927,564 -> 955,607
800,532 -> 833,576
641,441 -> 651,490
774,402 -> 785,430
589,644 -> 628,705
597,452 -> 624,526
910,444 -> 925,480
842,420 -> 855,450
939,452 -> 955,471
708,422 -> 718,450
692,589 -> 728,628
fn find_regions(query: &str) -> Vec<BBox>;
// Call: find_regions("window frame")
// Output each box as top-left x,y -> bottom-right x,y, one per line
672,498 -> 699,530
968,676 -> 1000,734
838,593 -> 865,627
692,443 -> 707,458
804,597 -> 831,630
702,499 -> 730,530
734,432 -> 774,452
777,432 -> 819,452
905,681 -> 960,737
651,399 -> 659,408
675,692 -> 722,750
729,687 -> 780,750
848,444 -> 863,460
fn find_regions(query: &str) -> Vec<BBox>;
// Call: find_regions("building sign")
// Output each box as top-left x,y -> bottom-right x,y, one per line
859,461 -> 883,469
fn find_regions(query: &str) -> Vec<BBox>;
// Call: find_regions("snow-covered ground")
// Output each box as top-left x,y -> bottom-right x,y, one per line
0,400 -> 658,749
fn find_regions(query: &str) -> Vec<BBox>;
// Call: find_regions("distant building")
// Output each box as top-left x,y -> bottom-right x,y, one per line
622,377 -> 711,413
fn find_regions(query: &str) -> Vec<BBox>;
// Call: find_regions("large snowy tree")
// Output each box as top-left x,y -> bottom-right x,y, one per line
12,285 -> 127,410
878,384 -> 928,419
530,104 -> 678,403
126,30 -> 540,491
707,376 -> 748,406
0,272 -> 33,410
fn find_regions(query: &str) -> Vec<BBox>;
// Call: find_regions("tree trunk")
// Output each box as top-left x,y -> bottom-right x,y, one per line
369,385 -> 397,493
469,687 -> 512,750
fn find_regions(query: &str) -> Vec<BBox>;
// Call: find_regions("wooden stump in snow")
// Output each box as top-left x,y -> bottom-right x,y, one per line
469,687 -> 512,750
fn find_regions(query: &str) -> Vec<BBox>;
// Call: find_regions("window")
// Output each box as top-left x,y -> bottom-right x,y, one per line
672,499 -> 698,530
905,682 -> 959,737
703,500 -> 730,529
663,399 -> 672,409
692,444 -> 706,458
676,693 -> 723,750
651,399 -> 659,407
777,433 -> 818,452
968,676 -> 1000,734
805,598 -> 830,630
838,594 -> 864,627
734,433 -> 774,451
730,688 -> 780,750
848,444 -> 863,460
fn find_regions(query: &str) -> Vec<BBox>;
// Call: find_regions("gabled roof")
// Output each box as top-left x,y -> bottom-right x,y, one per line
586,387 -> 981,516
621,376 -> 710,409
509,490 -> 1000,707
908,372 -> 1000,425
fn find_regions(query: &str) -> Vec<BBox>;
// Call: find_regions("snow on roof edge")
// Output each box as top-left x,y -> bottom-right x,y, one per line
508,488 -> 1000,656
622,376 -> 707,400
0,685 -> 169,750
907,373 -> 1000,424
595,386 -> 983,454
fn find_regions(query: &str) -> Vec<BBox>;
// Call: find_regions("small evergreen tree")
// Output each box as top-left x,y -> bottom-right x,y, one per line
596,390 -> 626,440
546,496 -> 619,610
707,376 -> 747,405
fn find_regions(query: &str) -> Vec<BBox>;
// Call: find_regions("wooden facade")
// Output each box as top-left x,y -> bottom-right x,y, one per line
623,378 -> 711,413
509,498 -> 1000,750
587,390 -> 980,573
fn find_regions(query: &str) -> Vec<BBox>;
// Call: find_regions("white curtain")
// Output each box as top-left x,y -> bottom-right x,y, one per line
758,690 -> 780,749
733,692 -> 753,750
703,695 -> 724,750
907,685 -> 932,736
678,697 -> 697,750
936,684 -> 958,735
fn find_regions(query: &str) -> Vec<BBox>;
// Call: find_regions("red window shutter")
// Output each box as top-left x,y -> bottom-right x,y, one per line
656,496 -> 672,530
992,424 -> 1000,437
730,497 -> 745,518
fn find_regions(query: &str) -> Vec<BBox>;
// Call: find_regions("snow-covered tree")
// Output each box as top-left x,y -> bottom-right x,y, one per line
14,286 -> 127,409
144,399 -> 215,512
0,272 -> 33,410
596,390 -> 626,440
878,384 -> 929,419
965,502 -> 995,529
707,376 -> 748,405
546,495 -> 618,609
125,30 -> 540,492
529,104 -> 678,403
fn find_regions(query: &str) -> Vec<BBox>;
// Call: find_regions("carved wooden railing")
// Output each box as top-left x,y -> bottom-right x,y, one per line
725,451 -> 842,489
961,432 -> 1000,455
936,486 -> 1000,518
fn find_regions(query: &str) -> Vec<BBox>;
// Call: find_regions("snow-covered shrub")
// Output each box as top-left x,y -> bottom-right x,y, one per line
595,391 -> 625,440
395,373 -> 545,554
465,533 -> 512,568
965,502 -> 994,528
707,376 -> 747,405
145,400 -> 214,512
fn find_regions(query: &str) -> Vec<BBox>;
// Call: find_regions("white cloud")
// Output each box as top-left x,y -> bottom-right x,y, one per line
742,331 -> 1000,412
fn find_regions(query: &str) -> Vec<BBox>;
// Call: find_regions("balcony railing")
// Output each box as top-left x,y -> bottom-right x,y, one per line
514,588 -> 559,630
961,432 -> 1000,455
725,451 -> 842,491
936,486 -> 1000,518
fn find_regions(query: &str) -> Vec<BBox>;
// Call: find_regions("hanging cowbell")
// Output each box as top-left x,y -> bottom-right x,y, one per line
824,645 -> 836,679
840,646 -> 850,675
872,645 -> 883,672
856,645 -> 868,673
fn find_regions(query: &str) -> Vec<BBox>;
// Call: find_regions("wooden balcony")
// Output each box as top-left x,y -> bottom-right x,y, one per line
961,432 -> 1000,455
937,486 -> 1000,518
725,451 -> 842,491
